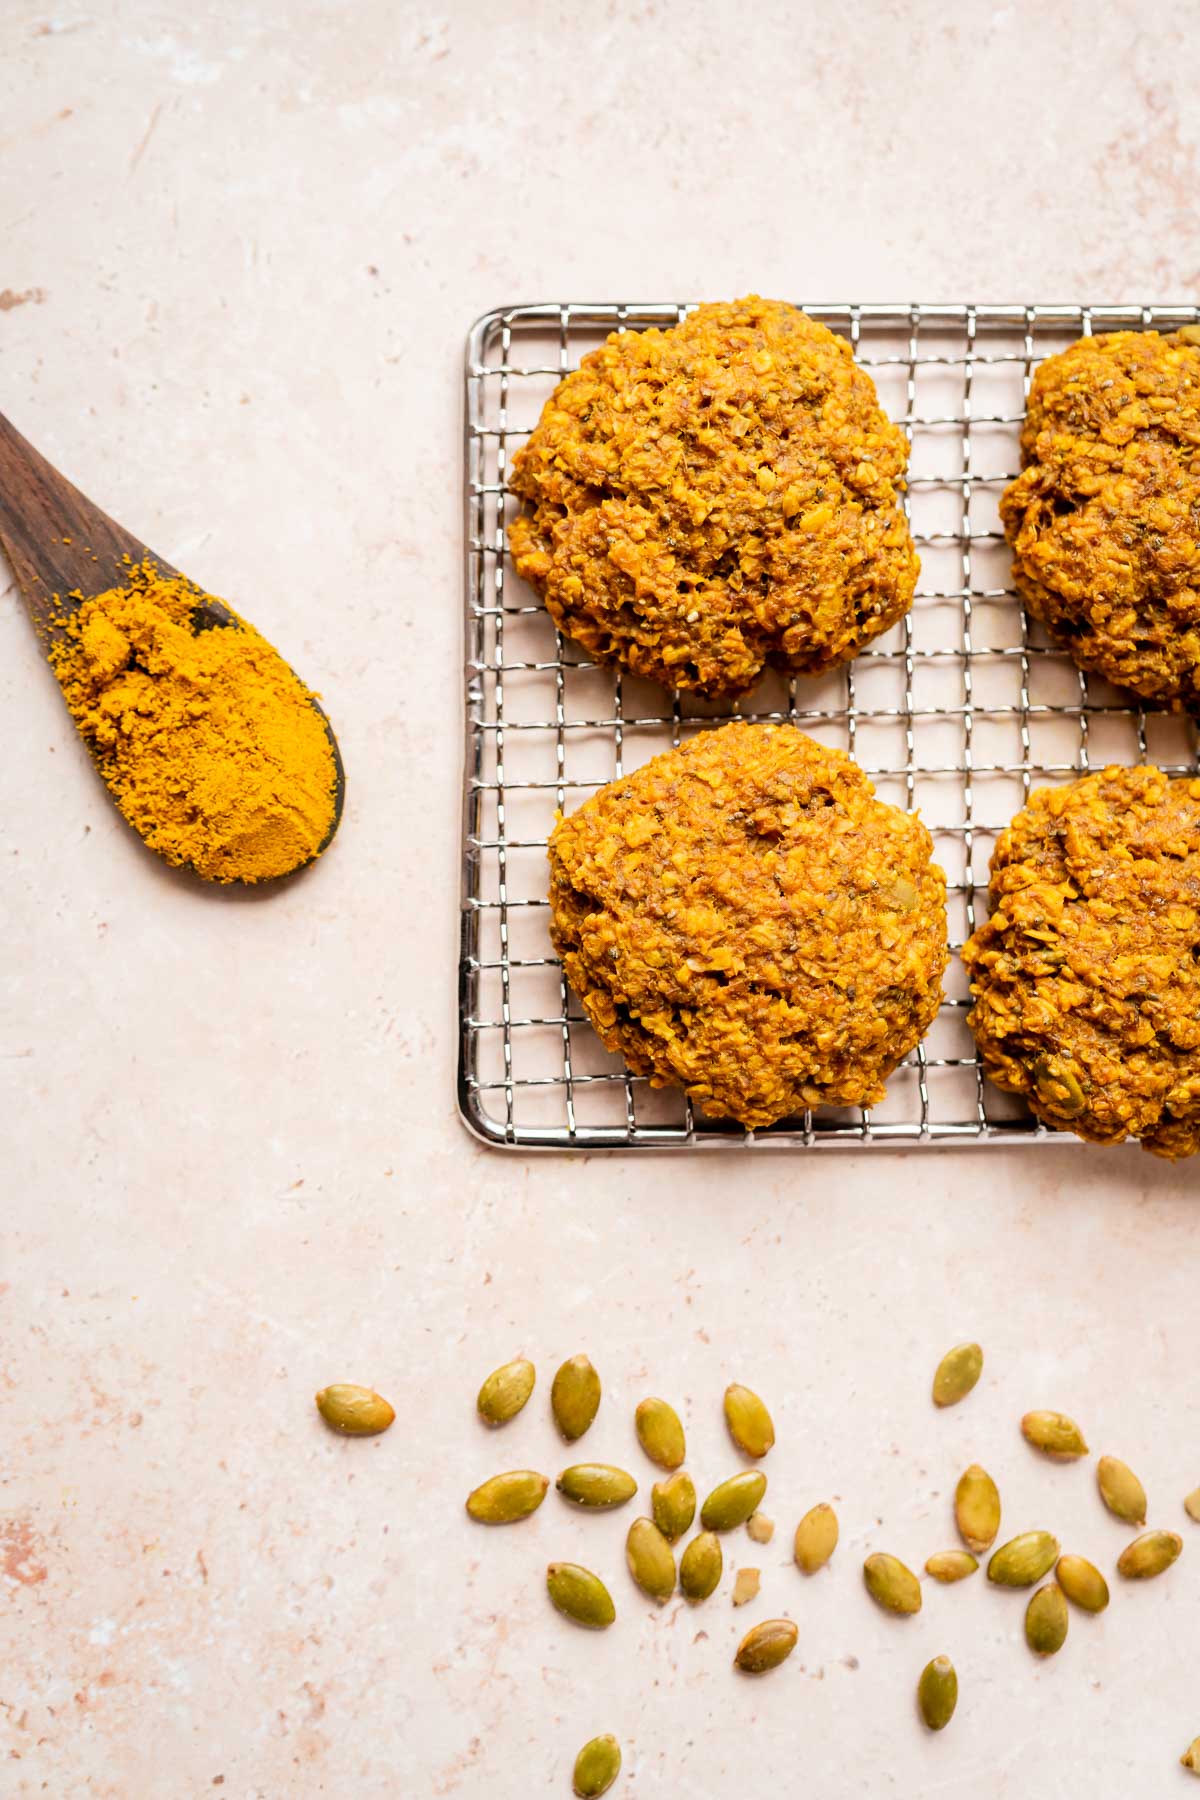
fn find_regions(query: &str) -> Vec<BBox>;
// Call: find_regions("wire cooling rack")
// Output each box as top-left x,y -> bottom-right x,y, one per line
459,302 -> 1200,1150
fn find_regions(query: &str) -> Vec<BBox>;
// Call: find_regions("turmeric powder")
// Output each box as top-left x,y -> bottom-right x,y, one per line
49,560 -> 340,883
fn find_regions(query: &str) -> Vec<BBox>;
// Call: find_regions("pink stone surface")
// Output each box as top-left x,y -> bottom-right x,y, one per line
2,3 -> 1199,1793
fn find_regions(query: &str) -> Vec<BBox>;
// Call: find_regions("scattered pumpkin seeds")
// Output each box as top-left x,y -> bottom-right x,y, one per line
794,1502 -> 838,1574
734,1617 -> 798,1673
732,1567 -> 761,1606
701,1470 -> 767,1532
625,1516 -> 676,1603
634,1397 -> 685,1470
723,1383 -> 775,1458
679,1531 -> 722,1602
1025,1581 -> 1068,1655
746,1511 -> 775,1545
1185,1488 -> 1200,1525
925,1550 -> 978,1583
1182,1737 -> 1200,1775
556,1464 -> 637,1510
932,1342 -> 983,1408
1096,1455 -> 1146,1526
1117,1529 -> 1182,1580
573,1734 -> 621,1799
1021,1410 -> 1088,1460
551,1356 -> 601,1442
476,1357 -> 535,1426
546,1561 -> 616,1629
314,1383 -> 395,1436
466,1469 -> 549,1524
987,1530 -> 1060,1588
863,1553 -> 922,1615
955,1464 -> 1001,1554
917,1655 -> 958,1731
1056,1554 -> 1109,1613
651,1471 -> 696,1543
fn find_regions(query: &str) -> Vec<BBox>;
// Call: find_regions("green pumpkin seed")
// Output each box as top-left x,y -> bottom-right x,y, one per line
1025,1582 -> 1068,1655
679,1530 -> 722,1602
314,1383 -> 395,1436
1184,1488 -> 1200,1524
573,1734 -> 621,1799
1031,1054 -> 1086,1116
1181,1736 -> 1200,1774
1055,1554 -> 1109,1613
1117,1529 -> 1182,1580
625,1516 -> 676,1603
551,1356 -> 601,1442
556,1464 -> 637,1510
793,1502 -> 838,1574
546,1561 -> 616,1628
476,1357 -> 535,1426
701,1471 -> 767,1533
1097,1455 -> 1147,1526
651,1471 -> 696,1543
746,1511 -> 775,1545
723,1384 -> 775,1458
634,1397 -> 685,1470
734,1617 -> 798,1673
863,1553 -> 922,1615
987,1530 -> 1060,1587
925,1550 -> 978,1583
466,1469 -> 549,1524
1021,1410 -> 1088,1460
932,1342 -> 983,1408
917,1655 -> 958,1731
955,1464 -> 1001,1554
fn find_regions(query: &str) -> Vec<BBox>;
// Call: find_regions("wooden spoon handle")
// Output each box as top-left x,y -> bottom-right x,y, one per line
0,409 -> 170,645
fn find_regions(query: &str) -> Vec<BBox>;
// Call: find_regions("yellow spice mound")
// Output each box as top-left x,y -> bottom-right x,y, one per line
50,560 -> 337,883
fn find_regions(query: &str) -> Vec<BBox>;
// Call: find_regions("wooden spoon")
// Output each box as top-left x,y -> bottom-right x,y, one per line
0,408 -> 345,880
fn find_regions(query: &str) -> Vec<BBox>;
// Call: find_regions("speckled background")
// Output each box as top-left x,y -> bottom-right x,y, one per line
2,3 -> 1199,1795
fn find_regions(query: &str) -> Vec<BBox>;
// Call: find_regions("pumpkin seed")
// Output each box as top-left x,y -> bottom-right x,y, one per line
925,1550 -> 978,1583
723,1383 -> 775,1458
885,876 -> 919,912
734,1617 -> 798,1673
955,1464 -> 1001,1553
1117,1529 -> 1182,1580
1182,1736 -> 1200,1774
863,1553 -> 922,1615
466,1469 -> 549,1524
1055,1554 -> 1109,1613
987,1530 -> 1060,1587
573,1734 -> 621,1799
679,1531 -> 722,1602
1185,1488 -> 1200,1524
546,1562 -> 616,1628
917,1655 -> 958,1731
625,1516 -> 676,1603
1021,1411 -> 1088,1460
1025,1582 -> 1068,1655
794,1502 -> 838,1574
746,1511 -> 775,1545
701,1470 -> 767,1532
314,1383 -> 395,1436
1178,324 -> 1200,347
476,1357 -> 535,1426
932,1342 -> 983,1408
551,1356 -> 601,1442
1031,1054 -> 1086,1116
557,1464 -> 637,1510
732,1567 -> 761,1606
634,1396 -> 685,1470
1097,1455 -> 1147,1526
651,1471 -> 696,1543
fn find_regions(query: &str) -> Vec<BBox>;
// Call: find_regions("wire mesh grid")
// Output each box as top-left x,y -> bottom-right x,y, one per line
459,301 -> 1200,1150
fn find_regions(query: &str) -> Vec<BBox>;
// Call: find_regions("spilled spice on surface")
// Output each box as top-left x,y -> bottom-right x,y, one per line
49,559 -> 338,883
